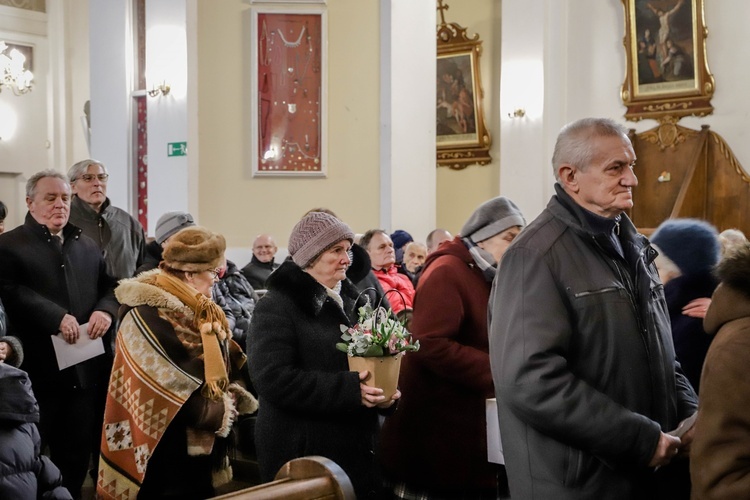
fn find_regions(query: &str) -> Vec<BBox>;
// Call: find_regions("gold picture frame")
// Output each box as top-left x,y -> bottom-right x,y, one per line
620,0 -> 714,121
436,21 -> 491,169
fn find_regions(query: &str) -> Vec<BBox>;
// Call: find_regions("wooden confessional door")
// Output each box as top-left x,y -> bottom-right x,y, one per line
628,120 -> 750,236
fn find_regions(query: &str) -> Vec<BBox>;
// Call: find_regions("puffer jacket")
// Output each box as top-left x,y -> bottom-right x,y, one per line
213,260 -> 258,344
490,184 -> 697,499
0,362 -> 72,500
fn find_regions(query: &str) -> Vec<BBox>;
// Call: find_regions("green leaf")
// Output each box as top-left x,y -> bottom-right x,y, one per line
363,344 -> 384,357
336,343 -> 350,353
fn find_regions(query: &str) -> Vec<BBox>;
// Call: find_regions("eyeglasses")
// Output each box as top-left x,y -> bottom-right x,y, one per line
207,268 -> 222,279
77,173 -> 109,183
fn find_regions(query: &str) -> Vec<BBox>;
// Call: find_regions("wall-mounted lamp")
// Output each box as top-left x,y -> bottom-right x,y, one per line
147,81 -> 171,98
508,108 -> 526,119
0,41 -> 33,96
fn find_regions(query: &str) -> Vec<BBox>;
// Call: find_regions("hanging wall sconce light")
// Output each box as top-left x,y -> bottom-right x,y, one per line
0,41 -> 34,96
147,81 -> 171,97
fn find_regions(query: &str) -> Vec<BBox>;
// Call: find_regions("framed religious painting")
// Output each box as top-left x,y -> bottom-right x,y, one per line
436,20 -> 491,169
249,4 -> 327,176
621,0 -> 714,121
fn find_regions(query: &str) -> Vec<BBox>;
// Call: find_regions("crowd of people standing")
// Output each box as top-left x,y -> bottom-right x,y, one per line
1,116 -> 749,499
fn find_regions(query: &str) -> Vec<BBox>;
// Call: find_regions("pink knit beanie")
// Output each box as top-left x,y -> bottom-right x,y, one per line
288,212 -> 354,268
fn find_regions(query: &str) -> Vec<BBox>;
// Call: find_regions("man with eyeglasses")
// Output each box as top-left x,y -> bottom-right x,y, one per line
67,159 -> 146,280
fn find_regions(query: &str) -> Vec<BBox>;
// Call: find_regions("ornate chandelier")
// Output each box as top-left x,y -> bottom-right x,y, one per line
0,41 -> 34,95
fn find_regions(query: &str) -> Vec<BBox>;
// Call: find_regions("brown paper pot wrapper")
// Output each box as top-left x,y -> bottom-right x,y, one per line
348,353 -> 402,400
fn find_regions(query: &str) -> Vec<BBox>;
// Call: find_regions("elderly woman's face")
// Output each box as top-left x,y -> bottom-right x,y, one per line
186,267 -> 221,297
307,239 -> 352,289
477,226 -> 522,262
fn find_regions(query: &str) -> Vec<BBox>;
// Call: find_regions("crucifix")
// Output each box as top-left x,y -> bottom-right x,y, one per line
437,0 -> 450,27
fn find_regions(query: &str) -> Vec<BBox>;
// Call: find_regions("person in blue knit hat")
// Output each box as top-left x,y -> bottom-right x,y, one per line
651,218 -> 721,394
390,229 -> 413,264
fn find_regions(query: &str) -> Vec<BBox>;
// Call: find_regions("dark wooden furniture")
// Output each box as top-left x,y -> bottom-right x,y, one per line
628,119 -> 750,236
211,456 -> 355,500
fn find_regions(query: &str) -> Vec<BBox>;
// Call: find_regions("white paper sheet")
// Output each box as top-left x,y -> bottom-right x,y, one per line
486,398 -> 505,464
50,322 -> 105,370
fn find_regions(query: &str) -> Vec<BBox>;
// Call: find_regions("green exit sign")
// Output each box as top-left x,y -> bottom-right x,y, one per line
168,142 -> 187,157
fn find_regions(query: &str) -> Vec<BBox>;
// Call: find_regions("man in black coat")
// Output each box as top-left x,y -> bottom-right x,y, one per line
241,234 -> 280,289
0,169 -> 118,499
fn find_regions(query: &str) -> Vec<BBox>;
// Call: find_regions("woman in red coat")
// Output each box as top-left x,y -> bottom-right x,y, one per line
379,197 -> 524,499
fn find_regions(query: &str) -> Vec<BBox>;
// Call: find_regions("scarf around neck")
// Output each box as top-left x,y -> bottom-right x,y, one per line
154,271 -> 230,400
462,237 -> 498,282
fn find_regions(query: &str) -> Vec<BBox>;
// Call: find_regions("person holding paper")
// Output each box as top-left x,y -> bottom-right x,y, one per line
489,118 -> 698,498
97,226 -> 257,499
0,169 -> 119,499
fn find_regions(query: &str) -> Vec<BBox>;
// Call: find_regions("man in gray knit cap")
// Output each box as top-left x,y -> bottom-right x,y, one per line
379,196 -> 523,498
134,211 -> 195,275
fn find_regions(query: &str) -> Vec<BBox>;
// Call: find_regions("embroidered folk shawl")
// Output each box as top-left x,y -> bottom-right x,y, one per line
97,307 -> 203,499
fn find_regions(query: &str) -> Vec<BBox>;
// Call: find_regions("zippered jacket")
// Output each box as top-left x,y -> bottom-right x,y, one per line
490,184 -> 698,499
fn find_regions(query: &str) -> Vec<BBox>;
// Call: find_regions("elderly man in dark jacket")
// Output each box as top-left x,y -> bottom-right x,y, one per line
0,169 -> 119,499
241,233 -> 280,289
67,159 -> 146,280
489,118 -> 698,499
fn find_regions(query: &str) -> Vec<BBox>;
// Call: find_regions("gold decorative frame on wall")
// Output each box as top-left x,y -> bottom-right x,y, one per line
436,20 -> 491,169
620,0 -> 714,121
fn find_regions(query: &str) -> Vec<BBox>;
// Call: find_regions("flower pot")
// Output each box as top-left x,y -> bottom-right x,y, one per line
348,353 -> 402,400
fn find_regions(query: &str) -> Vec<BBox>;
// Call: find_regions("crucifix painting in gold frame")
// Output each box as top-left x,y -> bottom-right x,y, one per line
620,0 -> 714,122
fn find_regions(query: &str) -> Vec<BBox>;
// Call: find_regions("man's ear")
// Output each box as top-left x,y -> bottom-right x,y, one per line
26,196 -> 32,209
558,164 -> 579,193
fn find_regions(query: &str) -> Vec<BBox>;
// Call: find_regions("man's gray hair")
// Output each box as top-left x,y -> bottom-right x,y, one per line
26,169 -> 69,198
67,159 -> 107,183
360,229 -> 388,250
551,118 -> 630,181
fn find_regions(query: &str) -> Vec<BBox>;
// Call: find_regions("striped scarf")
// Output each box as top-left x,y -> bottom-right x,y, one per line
462,237 -> 498,282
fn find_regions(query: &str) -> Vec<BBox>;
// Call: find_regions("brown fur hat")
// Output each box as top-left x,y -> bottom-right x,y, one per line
162,226 -> 226,272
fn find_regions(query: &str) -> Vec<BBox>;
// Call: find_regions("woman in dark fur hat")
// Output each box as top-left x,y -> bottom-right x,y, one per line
97,227 -> 257,499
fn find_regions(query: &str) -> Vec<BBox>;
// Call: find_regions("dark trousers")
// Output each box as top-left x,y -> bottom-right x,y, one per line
36,385 -> 98,500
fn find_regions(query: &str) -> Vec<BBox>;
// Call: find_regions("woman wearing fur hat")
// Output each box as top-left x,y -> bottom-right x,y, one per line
691,242 -> 750,498
247,211 -> 401,500
379,196 -> 525,499
97,226 -> 257,499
